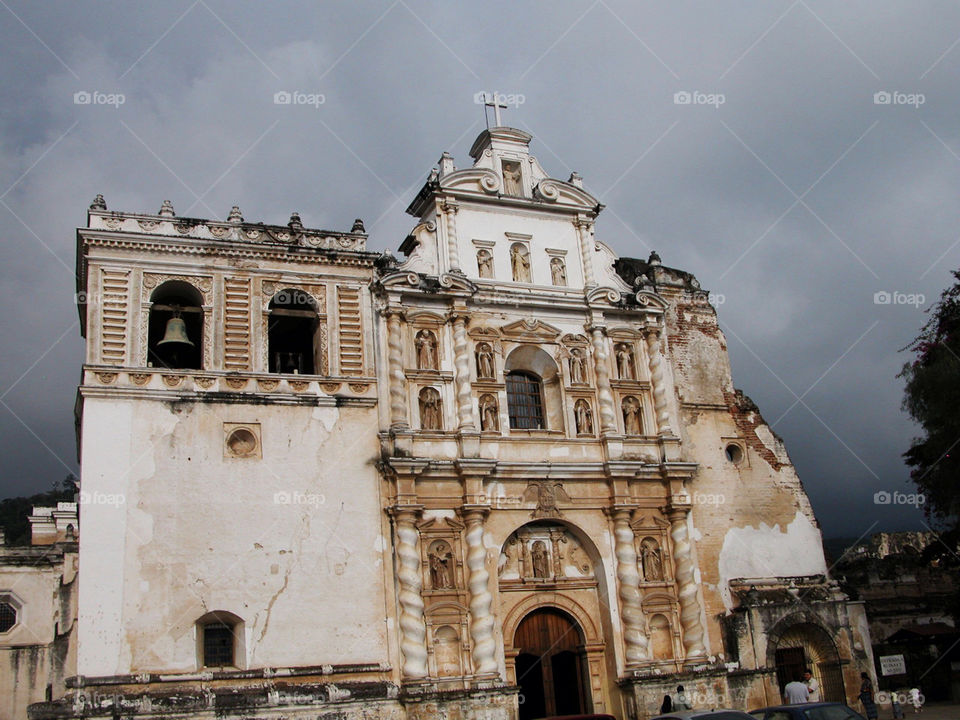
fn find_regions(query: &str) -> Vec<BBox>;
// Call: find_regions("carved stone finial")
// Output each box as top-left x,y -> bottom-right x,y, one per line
288,212 -> 303,230
438,151 -> 455,177
228,206 -> 243,223
159,200 -> 175,217
428,167 -> 439,183
648,250 -> 662,266
90,194 -> 106,210
351,218 -> 366,233
568,171 -> 583,188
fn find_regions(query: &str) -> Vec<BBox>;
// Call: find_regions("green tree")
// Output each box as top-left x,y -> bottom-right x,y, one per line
900,270 -> 960,530
0,474 -> 76,545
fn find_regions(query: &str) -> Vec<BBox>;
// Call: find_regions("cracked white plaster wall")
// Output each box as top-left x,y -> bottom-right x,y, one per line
717,511 -> 828,611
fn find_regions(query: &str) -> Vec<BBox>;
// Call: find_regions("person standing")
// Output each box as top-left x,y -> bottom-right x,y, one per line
674,685 -> 691,710
784,674 -> 811,704
859,672 -> 878,720
908,687 -> 923,714
803,668 -> 821,702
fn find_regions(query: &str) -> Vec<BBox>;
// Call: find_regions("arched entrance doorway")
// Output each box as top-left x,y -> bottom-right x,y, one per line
773,622 -> 846,702
514,608 -> 589,720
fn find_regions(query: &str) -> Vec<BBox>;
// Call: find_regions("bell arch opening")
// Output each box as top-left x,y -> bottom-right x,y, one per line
148,280 -> 203,369
503,345 -> 563,431
268,289 -> 320,375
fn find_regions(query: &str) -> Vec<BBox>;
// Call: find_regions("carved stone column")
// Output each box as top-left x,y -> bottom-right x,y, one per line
575,217 -> 596,287
611,508 -> 649,665
450,312 -> 476,431
393,506 -> 428,678
387,310 -> 408,430
589,326 -> 617,434
463,507 -> 498,676
668,504 -> 707,661
442,199 -> 461,273
645,328 -> 673,436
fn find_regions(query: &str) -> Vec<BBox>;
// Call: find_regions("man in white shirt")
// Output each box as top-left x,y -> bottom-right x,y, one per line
804,669 -> 821,702
784,674 -> 811,704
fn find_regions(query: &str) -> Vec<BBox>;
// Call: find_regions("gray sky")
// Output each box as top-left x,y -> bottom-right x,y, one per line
1,0 -> 957,540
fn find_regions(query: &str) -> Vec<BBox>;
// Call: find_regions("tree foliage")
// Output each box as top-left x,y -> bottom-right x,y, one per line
900,270 -> 960,529
0,475 -> 76,545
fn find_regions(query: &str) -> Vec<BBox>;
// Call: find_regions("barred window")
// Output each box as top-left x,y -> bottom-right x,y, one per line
0,601 -> 16,632
202,622 -> 234,667
506,371 -> 544,429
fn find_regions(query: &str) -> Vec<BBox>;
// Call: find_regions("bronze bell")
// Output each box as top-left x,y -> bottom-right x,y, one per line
157,316 -> 194,347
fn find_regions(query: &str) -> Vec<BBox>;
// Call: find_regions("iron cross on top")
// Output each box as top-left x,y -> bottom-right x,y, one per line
482,92 -> 508,127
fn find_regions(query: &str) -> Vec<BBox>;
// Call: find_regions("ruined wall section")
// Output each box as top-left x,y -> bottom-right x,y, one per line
659,272 -> 829,656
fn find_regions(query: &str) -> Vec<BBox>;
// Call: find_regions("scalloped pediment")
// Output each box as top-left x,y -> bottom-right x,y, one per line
635,290 -> 670,310
500,318 -> 562,340
585,286 -> 622,306
437,273 -> 478,294
379,271 -> 422,289
631,514 -> 671,531
561,333 -> 589,346
468,325 -> 501,340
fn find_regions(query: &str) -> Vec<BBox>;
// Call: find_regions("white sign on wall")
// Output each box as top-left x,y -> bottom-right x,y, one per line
880,654 -> 906,676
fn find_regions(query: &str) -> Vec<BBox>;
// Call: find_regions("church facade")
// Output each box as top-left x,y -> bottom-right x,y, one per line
21,124 -> 875,719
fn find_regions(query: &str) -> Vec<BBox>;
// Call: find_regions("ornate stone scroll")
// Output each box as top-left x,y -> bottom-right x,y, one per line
613,509 -> 649,665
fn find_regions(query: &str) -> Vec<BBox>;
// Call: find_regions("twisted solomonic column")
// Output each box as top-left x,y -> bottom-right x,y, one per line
393,507 -> 428,678
645,329 -> 673,436
590,326 -> 618,434
451,314 -> 476,431
387,311 -> 408,429
464,508 -> 498,675
443,200 -> 461,273
575,217 -> 596,286
669,507 -> 707,660
612,509 -> 649,665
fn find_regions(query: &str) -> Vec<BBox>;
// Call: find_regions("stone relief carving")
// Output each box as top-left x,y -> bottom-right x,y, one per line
574,399 -> 594,435
475,342 -> 495,379
477,249 -> 493,278
640,537 -> 664,581
418,387 -> 442,430
510,243 -> 530,283
522,480 -> 571,519
415,329 -> 438,370
499,525 -> 594,583
428,541 -> 455,590
550,257 -> 567,286
479,393 -> 499,432
615,342 -> 635,380
622,395 -> 643,435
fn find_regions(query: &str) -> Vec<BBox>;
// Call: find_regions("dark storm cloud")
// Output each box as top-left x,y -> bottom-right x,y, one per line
1,0 -> 957,541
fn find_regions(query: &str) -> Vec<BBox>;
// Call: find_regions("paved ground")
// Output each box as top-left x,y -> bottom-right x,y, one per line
871,702 -> 960,720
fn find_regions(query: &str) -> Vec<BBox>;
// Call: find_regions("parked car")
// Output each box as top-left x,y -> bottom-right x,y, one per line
652,710 -> 757,720
749,702 -> 866,720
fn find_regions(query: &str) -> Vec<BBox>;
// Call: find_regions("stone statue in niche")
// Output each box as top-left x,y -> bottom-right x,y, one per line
419,387 -> 442,430
531,540 -> 550,579
615,343 -> 635,379
550,257 -> 567,286
502,160 -> 522,196
569,348 -> 586,384
479,394 -> 499,431
622,396 -> 642,435
510,243 -> 530,283
477,249 -> 493,278
574,399 -> 594,435
429,541 -> 454,589
416,330 -> 438,370
476,342 -> 495,379
640,537 -> 664,581
498,539 -> 517,577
